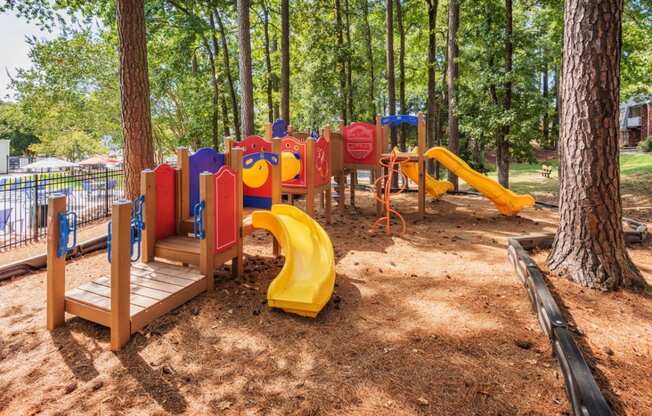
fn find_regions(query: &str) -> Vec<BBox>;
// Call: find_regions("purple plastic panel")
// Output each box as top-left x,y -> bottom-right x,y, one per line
189,148 -> 225,212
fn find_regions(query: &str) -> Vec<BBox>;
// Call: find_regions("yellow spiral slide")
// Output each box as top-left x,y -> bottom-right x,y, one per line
424,147 -> 535,215
251,204 -> 335,317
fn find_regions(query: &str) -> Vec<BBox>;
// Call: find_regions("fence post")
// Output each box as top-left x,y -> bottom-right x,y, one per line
104,167 -> 109,217
33,174 -> 39,241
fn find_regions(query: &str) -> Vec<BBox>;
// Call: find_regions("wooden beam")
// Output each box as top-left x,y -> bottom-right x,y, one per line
417,112 -> 426,219
305,138 -> 315,217
110,199 -> 132,351
177,147 -> 190,222
375,115 -> 383,216
200,172 -> 215,288
264,122 -> 272,141
46,194 -> 67,330
230,148 -> 244,278
141,170 -> 156,263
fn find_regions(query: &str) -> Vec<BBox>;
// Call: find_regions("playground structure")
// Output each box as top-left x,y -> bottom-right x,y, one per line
46,146 -> 336,350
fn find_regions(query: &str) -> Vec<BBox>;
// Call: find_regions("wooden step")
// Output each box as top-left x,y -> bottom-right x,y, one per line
155,235 -> 200,265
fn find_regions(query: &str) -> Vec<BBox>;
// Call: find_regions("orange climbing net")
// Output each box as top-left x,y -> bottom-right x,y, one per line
373,150 -> 408,236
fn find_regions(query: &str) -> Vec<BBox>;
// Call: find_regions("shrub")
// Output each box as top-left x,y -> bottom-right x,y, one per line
638,135 -> 652,153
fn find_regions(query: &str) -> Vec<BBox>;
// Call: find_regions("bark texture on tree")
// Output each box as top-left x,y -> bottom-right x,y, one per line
335,0 -> 348,124
496,0 -> 512,188
116,0 -> 155,199
344,0 -> 354,122
215,9 -> 241,139
396,0 -> 407,151
262,1 -> 275,123
280,0 -> 290,123
237,0 -> 255,136
362,0 -> 375,119
446,0 -> 460,190
426,0 -> 438,175
547,0 -> 644,291
386,0 -> 397,151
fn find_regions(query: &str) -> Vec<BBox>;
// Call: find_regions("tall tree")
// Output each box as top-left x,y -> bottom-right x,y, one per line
396,0 -> 407,151
386,0 -> 397,151
361,0 -> 375,119
280,0 -> 290,123
335,0 -> 348,124
496,0 -> 512,188
344,0 -> 354,121
426,0 -> 439,175
542,59 -> 549,147
547,0 -> 644,290
215,9 -> 241,139
446,0 -> 460,190
261,0 -> 275,122
116,0 -> 155,199
237,0 -> 255,136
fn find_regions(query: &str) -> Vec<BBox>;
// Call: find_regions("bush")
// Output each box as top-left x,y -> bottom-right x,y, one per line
638,135 -> 652,153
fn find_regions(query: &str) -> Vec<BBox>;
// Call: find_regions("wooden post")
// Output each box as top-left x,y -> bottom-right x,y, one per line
224,138 -> 235,166
264,122 -> 272,140
230,148 -> 244,278
46,194 -> 67,331
305,138 -> 315,217
337,121 -> 346,209
140,170 -> 156,263
110,199 -> 132,351
375,115 -> 384,216
177,147 -> 190,222
271,139 -> 282,257
199,172 -> 215,288
417,112 -> 426,219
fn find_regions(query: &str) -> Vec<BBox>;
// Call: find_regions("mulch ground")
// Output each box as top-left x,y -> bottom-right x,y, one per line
0,191 -> 649,415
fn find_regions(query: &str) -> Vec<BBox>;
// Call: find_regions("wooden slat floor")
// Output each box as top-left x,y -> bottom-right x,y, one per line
64,262 -> 204,318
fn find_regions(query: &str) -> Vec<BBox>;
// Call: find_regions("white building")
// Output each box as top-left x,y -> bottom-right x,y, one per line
0,139 -> 9,174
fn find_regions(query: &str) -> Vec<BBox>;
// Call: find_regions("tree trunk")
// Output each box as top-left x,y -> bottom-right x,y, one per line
207,13 -> 221,149
361,0 -> 375,119
261,0 -> 275,123
542,59 -> 549,147
116,0 -> 155,199
220,91 -> 231,137
553,66 -> 560,149
344,0 -> 354,122
496,0 -> 512,188
446,0 -> 459,190
280,0 -> 290,123
237,0 -> 255,136
215,9 -> 241,139
386,0 -> 397,149
546,0 -> 644,290
426,0 -> 438,175
396,0 -> 407,151
335,0 -> 348,124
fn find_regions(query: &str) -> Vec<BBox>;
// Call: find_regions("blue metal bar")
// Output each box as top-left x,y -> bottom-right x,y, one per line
193,200 -> 205,240
57,211 -> 77,258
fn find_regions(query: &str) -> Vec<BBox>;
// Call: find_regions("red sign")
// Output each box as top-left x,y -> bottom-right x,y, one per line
343,122 -> 376,166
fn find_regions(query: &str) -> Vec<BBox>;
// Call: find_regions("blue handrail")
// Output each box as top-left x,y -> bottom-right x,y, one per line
107,195 -> 146,263
381,114 -> 419,127
57,211 -> 78,258
193,200 -> 205,240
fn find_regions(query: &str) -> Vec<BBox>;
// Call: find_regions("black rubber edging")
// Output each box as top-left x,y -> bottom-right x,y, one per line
0,235 -> 108,282
507,238 -> 613,416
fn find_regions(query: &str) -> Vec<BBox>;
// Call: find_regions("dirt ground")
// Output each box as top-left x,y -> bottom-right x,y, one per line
0,191 -> 649,415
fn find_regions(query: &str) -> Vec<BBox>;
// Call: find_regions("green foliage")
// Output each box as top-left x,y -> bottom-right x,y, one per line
0,102 -> 39,155
638,135 -> 652,153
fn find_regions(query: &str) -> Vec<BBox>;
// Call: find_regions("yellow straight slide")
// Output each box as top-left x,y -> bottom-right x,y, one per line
400,160 -> 454,198
425,147 -> 535,216
251,204 -> 335,318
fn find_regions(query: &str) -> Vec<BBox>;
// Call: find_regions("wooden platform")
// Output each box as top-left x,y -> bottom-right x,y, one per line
380,152 -> 420,162
64,262 -> 207,333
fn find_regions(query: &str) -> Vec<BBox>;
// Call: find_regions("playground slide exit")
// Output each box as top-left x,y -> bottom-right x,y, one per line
399,160 -> 454,198
251,204 -> 335,317
425,147 -> 535,216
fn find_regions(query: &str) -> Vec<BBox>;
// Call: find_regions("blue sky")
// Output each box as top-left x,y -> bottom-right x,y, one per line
0,12 -> 56,101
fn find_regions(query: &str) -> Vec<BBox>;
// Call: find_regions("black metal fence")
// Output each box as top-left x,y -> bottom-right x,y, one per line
0,168 -> 124,251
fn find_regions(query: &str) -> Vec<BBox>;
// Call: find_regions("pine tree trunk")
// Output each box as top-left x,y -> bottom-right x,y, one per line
116,0 -> 155,199
426,0 -> 438,175
335,0 -> 348,124
361,0 -> 375,119
546,0 -> 644,291
446,0 -> 459,190
496,0 -> 512,188
215,10 -> 241,139
237,0 -> 255,136
262,0 -> 275,123
206,13 -> 221,149
344,0 -> 354,121
396,0 -> 407,151
386,0 -> 397,148
542,60 -> 549,147
220,92 -> 231,137
280,0 -> 290,123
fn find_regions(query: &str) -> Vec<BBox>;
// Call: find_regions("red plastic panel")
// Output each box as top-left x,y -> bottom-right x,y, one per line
281,136 -> 306,188
214,166 -> 237,253
154,164 -> 177,240
343,122 -> 377,166
314,136 -> 330,186
237,135 -> 272,198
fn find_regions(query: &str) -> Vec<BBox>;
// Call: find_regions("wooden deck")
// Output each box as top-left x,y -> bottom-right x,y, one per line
64,262 -> 207,333
155,235 -> 201,265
